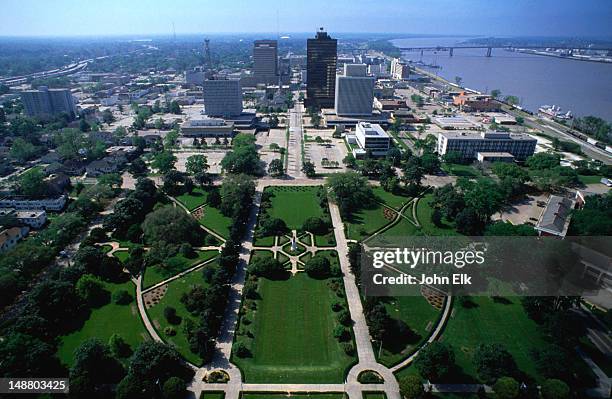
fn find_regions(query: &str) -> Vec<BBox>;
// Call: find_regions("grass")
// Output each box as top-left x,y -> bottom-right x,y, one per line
441,163 -> 481,178
251,250 -> 275,263
200,392 -> 225,399
363,393 -> 387,399
100,244 -> 113,254
266,186 -> 325,230
57,280 -> 148,367
198,205 -> 233,239
176,187 -> 209,211
113,250 -> 130,263
372,186 -> 412,210
143,250 -> 219,288
378,296 -> 441,367
147,265 -> 215,365
439,296 -> 549,383
233,273 -> 356,383
345,202 -> 395,240
253,235 -> 275,247
578,174 -> 605,185
314,232 -> 336,247
415,194 -> 458,236
241,394 -> 345,399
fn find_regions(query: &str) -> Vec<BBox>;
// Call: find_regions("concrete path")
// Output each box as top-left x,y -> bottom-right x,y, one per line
141,256 -> 220,294
287,101 -> 304,177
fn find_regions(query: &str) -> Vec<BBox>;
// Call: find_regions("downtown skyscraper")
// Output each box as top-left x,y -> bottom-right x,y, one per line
306,28 -> 337,109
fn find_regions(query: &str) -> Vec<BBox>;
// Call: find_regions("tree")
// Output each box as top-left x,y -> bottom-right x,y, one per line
76,274 -> 110,307
399,375 -> 425,399
326,172 -> 374,217
541,379 -> 570,399
102,109 -> 115,125
526,152 -> 560,170
0,332 -> 61,378
304,255 -> 331,279
249,257 -> 285,278
402,157 -> 424,188
220,173 -> 256,221
268,158 -> 284,176
258,217 -> 288,237
221,135 -> 261,175
302,216 -> 329,235
127,341 -> 193,383
473,344 -> 517,384
503,95 -> 520,106
186,154 -> 209,176
454,76 -> 463,86
9,138 -> 42,163
302,161 -> 316,177
151,151 -> 177,174
414,342 -> 455,382
531,344 -> 571,380
98,173 -> 123,189
490,89 -> 501,99
163,129 -> 179,149
142,206 -> 204,246
128,157 -> 148,177
109,333 -> 131,358
79,118 -> 91,132
492,376 -> 519,399
163,376 -> 186,399
569,192 -> 612,235
18,168 -> 49,198
485,222 -> 537,236
162,170 -> 184,195
70,338 -> 125,389
28,280 -> 82,326
169,100 -> 181,114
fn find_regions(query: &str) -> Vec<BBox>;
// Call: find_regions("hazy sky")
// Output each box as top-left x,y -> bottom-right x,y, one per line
2,0 -> 612,38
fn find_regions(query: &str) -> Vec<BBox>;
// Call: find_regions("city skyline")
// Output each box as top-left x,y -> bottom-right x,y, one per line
1,0 -> 612,38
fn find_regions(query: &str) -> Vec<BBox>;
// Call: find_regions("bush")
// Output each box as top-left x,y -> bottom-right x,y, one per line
109,333 -> 131,358
342,342 -> 355,356
75,274 -> 110,307
207,370 -> 229,383
249,257 -> 285,278
357,370 -> 384,384
492,376 -> 519,399
301,216 -> 329,235
541,379 -> 570,399
113,290 -> 133,305
337,309 -> 352,326
304,255 -> 331,279
233,342 -> 251,358
163,306 -> 180,325
162,376 -> 186,399
399,375 -> 425,399
179,243 -> 195,258
164,327 -> 176,336
333,325 -> 350,342
331,302 -> 343,312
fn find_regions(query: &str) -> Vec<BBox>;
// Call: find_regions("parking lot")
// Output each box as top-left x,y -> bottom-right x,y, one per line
303,128 -> 348,174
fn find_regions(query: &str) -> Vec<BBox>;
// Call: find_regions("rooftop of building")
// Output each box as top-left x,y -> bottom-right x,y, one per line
356,122 -> 389,138
536,195 -> 576,236
439,130 -> 536,141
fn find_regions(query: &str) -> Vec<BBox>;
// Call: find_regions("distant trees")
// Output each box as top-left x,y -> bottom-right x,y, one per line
142,205 -> 204,246
17,168 -> 49,198
569,191 -> 612,235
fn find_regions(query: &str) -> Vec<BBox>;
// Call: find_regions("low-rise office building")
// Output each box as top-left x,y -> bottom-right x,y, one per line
180,118 -> 235,137
0,208 -> 47,228
352,122 -> 391,157
437,131 -> 537,161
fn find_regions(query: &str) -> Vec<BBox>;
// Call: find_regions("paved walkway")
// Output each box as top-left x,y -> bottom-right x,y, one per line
287,101 -> 304,178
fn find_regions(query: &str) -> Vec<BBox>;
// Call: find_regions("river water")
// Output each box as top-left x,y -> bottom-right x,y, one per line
392,37 -> 612,121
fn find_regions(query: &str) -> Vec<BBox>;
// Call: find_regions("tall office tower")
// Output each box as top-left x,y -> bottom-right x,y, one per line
202,79 -> 243,117
253,40 -> 278,84
306,28 -> 337,108
390,57 -> 410,80
20,86 -> 77,120
334,64 -> 375,116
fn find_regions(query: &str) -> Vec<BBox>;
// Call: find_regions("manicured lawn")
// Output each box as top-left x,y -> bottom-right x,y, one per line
380,217 -> 420,237
441,163 -> 481,178
363,393 -> 387,399
578,174 -> 605,185
143,250 -> 219,288
253,235 -> 275,247
113,250 -> 130,263
378,296 -> 441,367
266,186 -> 325,230
372,186 -> 412,210
199,205 -> 233,239
241,394 -> 345,399
176,187 -> 208,211
345,202 -> 395,240
100,244 -> 113,254
415,194 -> 458,236
57,280 -> 148,367
439,296 -> 548,383
147,265 -> 215,365
251,249 -> 275,263
233,273 -> 356,383
200,392 -> 225,399
314,232 -> 336,247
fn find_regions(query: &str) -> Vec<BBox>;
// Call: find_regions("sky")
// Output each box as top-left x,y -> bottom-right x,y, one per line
1,0 -> 612,38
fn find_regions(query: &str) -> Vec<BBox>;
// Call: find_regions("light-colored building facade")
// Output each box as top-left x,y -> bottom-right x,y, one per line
203,79 -> 243,117
390,58 -> 410,80
180,118 -> 235,137
0,195 -> 67,211
0,226 -> 29,253
334,64 -> 375,116
0,208 -> 47,229
20,86 -> 77,120
354,122 -> 391,156
437,131 -> 537,161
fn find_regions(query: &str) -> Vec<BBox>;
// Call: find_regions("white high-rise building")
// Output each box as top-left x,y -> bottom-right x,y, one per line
390,58 -> 410,80
203,79 -> 243,117
334,64 -> 375,116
